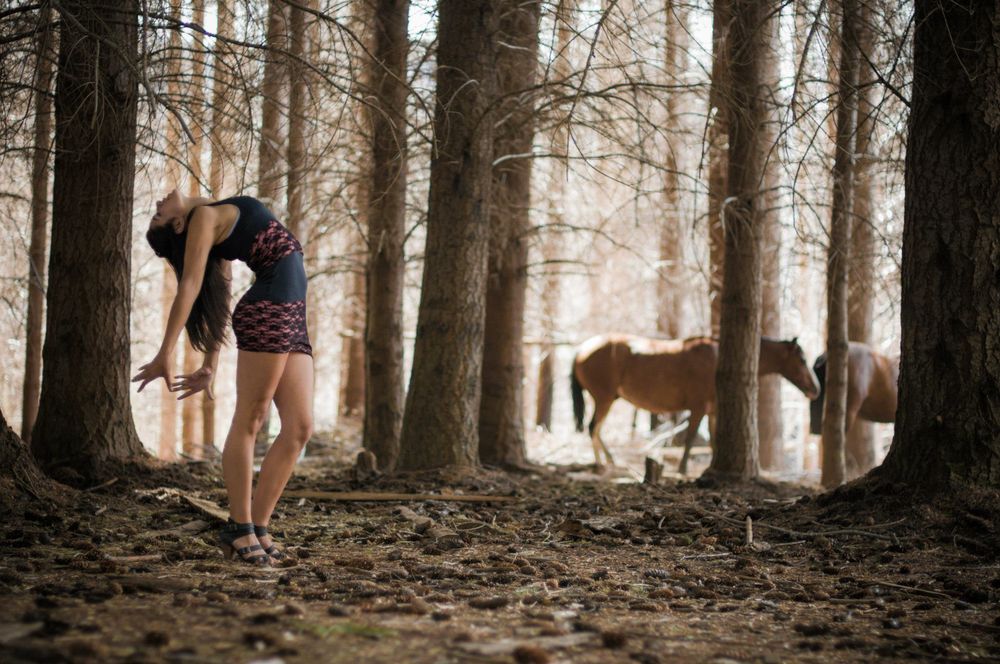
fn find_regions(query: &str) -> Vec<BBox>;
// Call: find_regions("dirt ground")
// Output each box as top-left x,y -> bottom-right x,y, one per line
2,427 -> 999,663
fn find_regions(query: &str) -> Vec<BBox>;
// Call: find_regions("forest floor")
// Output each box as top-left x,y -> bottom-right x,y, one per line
2,426 -> 1000,663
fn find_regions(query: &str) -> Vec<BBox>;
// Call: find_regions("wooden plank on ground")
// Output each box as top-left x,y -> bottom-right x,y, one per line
283,490 -> 515,503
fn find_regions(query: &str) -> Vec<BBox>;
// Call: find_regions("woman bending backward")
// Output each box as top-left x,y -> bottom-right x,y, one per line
134,189 -> 314,566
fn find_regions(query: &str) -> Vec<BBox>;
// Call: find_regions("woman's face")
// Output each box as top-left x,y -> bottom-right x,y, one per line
150,188 -> 186,233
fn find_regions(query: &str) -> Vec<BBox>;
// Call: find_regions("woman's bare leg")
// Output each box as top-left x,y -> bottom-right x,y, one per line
252,352 -> 314,545
222,350 -> 288,550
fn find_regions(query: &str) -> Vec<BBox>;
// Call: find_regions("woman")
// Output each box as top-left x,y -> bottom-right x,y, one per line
134,188 -> 313,566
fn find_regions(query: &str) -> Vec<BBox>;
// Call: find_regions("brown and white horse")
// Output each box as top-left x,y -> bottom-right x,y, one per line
809,341 -> 899,474
571,335 -> 821,473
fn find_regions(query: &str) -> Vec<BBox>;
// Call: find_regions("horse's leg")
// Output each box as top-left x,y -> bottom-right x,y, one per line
589,397 -> 615,468
678,410 -> 705,475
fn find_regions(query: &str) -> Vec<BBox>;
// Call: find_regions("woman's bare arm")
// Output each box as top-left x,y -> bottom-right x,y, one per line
156,208 -> 218,357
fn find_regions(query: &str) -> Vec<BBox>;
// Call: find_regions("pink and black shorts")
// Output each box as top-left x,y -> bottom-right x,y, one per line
231,221 -> 312,356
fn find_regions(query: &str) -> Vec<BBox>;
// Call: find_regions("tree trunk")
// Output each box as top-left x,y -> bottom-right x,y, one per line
820,0 -> 859,490
185,0 -> 208,460
159,0 -> 184,460
21,5 -> 55,443
877,0 -> 1000,491
258,0 -> 288,211
286,0 -> 314,239
479,0 -> 540,469
398,0 -> 498,470
340,267 -> 366,417
159,269 -> 177,459
203,0 -> 236,460
254,0 -> 289,453
363,0 -> 409,471
534,0 -> 574,432
757,3 -> 783,472
706,0 -> 775,482
706,0 -> 730,336
1,407 -> 58,504
657,0 -> 686,340
32,0 -> 145,479
845,0 -> 877,479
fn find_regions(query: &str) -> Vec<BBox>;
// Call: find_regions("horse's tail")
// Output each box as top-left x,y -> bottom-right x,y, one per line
809,353 -> 827,435
571,359 -> 585,432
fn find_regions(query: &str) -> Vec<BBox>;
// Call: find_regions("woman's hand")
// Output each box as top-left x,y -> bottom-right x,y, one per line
132,353 -> 174,393
172,366 -> 215,401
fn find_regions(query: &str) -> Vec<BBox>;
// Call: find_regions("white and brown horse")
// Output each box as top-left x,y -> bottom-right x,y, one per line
809,341 -> 898,474
571,335 -> 821,473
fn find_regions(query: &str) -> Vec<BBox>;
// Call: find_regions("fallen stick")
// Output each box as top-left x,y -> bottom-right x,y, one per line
873,581 -> 956,600
283,490 -> 516,503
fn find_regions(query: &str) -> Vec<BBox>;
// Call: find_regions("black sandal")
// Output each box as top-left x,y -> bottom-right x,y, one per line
254,524 -> 289,561
219,520 -> 269,566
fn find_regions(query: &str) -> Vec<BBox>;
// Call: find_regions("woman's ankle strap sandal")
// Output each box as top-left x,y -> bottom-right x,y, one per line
219,520 -> 269,566
253,524 -> 289,561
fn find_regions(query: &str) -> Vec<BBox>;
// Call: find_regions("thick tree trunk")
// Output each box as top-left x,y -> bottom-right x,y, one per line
363,0 -> 409,471
706,0 -> 775,481
479,0 -> 540,468
32,0 -> 145,478
845,1 -> 877,479
757,4 -> 783,472
820,0 -> 859,490
878,0 -> 1000,491
21,5 -> 55,444
706,0 -> 730,336
1,407 -> 58,504
398,0 -> 498,470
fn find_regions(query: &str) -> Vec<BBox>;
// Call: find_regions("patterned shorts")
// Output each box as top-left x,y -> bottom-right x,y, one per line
232,222 -> 312,356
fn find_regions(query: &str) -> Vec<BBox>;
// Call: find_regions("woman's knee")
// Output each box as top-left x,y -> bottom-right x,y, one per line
280,418 -> 313,447
234,400 -> 271,435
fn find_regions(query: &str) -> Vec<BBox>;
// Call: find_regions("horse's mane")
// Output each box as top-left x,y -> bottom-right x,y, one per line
681,335 -> 717,348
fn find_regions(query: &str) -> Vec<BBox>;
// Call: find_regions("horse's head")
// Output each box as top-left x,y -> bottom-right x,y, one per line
775,337 -> 821,400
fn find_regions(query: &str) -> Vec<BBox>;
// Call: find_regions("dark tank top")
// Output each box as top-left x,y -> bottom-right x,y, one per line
187,196 -> 301,272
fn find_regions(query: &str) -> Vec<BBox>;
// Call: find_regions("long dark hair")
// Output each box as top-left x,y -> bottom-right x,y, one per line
147,222 -> 231,352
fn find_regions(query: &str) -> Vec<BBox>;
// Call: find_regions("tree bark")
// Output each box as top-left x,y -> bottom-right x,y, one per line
877,0 -> 1000,491
820,0 -> 859,490
159,268 -> 177,460
181,338 -> 202,458
657,0 -> 686,340
479,0 -> 540,468
1,406 -> 58,504
286,0 -> 314,239
160,0 -> 183,461
258,0 -> 288,211
706,0 -> 730,336
363,0 -> 409,470
757,2 -> 783,472
21,4 -> 55,443
254,0 -> 289,452
32,0 -> 145,478
398,0 -> 498,470
185,0 -> 208,460
706,0 -> 775,482
340,267 -> 367,417
845,0 -> 877,478
534,0 -> 574,431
